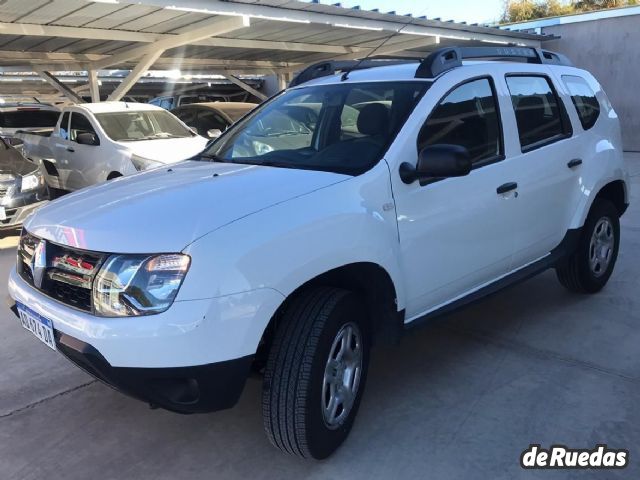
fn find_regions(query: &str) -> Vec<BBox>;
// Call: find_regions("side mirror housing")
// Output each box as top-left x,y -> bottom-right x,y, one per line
400,144 -> 471,184
207,128 -> 222,139
76,132 -> 99,146
7,137 -> 24,148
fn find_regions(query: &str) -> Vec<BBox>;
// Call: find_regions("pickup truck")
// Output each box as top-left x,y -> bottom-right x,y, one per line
18,102 -> 209,191
8,47 -> 629,459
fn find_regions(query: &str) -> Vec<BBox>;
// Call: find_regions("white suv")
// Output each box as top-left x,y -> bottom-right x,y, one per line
8,47 -> 629,459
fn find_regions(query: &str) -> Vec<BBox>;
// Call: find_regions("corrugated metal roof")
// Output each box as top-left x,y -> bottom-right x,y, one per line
0,0 -> 554,74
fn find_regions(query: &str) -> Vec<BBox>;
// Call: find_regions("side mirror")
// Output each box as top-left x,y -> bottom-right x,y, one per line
7,137 -> 24,148
76,132 -> 99,146
207,128 -> 222,139
400,144 -> 471,184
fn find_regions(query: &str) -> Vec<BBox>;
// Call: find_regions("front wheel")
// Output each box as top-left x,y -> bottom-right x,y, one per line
262,287 -> 370,459
556,199 -> 620,293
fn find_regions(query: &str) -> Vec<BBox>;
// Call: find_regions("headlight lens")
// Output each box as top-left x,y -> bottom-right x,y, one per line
93,253 -> 190,317
131,154 -> 163,171
21,172 -> 42,192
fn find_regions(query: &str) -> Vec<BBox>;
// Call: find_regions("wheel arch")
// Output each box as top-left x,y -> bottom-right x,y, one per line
106,171 -> 122,180
254,262 -> 402,370
571,178 -> 629,229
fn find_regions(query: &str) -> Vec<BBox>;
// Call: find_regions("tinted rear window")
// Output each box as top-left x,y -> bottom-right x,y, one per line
506,75 -> 569,150
0,110 -> 59,128
562,75 -> 600,130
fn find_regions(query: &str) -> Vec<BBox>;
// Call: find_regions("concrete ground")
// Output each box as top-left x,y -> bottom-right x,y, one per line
1,154 -> 639,480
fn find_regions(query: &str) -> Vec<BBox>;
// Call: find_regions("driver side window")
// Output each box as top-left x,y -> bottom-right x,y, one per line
69,113 -> 97,143
419,78 -> 503,166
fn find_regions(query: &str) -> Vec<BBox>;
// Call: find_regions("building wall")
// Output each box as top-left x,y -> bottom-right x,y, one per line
542,15 -> 640,151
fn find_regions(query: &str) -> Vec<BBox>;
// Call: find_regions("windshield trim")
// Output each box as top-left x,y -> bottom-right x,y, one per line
200,81 -> 431,176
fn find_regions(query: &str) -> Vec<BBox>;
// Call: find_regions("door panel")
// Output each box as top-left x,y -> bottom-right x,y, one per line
391,74 -> 519,320
502,74 -> 578,266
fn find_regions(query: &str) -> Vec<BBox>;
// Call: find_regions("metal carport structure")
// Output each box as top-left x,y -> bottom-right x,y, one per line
0,0 -> 553,103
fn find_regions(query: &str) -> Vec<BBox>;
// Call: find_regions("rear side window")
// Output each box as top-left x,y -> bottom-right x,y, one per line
506,75 -> 569,150
0,109 -> 59,128
419,78 -> 502,165
562,75 -> 600,130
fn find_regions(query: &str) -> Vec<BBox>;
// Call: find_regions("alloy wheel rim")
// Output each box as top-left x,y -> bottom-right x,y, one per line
589,217 -> 614,277
321,322 -> 363,429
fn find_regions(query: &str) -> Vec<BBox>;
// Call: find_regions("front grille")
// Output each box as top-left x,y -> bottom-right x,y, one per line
17,231 -> 106,312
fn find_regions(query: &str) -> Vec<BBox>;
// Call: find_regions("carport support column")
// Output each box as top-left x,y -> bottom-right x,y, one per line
222,74 -> 267,101
88,69 -> 100,103
107,49 -> 165,102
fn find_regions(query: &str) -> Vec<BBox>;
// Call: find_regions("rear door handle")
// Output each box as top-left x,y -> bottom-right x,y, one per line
497,182 -> 518,195
66,147 -> 75,153
567,158 -> 582,169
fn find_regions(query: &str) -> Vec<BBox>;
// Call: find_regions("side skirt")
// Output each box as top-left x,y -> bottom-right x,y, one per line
403,228 -> 582,331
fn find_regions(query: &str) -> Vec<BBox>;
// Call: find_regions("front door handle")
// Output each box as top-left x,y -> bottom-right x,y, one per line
497,182 -> 518,195
66,147 -> 75,153
567,158 -> 582,169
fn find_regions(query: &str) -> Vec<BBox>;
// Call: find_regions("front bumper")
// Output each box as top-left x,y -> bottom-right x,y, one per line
8,266 -> 285,412
8,301 -> 252,413
0,187 -> 48,230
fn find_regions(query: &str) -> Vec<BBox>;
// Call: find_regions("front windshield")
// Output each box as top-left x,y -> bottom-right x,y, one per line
95,110 -> 194,142
201,81 -> 429,175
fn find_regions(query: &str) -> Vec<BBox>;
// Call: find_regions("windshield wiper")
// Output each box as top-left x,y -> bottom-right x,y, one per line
197,153 -> 228,163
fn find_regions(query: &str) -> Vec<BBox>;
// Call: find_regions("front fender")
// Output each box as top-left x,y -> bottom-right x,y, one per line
179,161 -> 404,309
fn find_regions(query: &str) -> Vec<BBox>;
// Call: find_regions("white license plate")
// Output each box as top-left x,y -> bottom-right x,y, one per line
17,302 -> 56,350
0,207 -> 5,221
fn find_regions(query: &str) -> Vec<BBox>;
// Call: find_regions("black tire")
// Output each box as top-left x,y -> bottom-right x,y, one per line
556,199 -> 620,293
262,287 -> 370,459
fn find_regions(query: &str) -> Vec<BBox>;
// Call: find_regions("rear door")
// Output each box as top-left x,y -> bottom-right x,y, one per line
501,73 -> 578,266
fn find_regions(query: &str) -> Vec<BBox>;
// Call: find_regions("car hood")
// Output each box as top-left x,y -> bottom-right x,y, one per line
117,136 -> 209,164
25,161 -> 349,253
0,147 -> 37,176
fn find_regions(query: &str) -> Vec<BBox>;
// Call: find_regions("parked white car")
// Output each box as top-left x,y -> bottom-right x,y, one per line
8,47 -> 629,459
17,102 -> 209,191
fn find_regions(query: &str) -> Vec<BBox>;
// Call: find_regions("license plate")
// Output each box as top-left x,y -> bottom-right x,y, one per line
17,302 -> 56,350
0,207 -> 5,221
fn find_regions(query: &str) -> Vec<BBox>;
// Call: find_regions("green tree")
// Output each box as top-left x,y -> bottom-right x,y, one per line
501,0 -> 636,23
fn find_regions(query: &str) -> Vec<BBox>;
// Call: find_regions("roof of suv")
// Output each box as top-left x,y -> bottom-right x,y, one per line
290,46 -> 575,88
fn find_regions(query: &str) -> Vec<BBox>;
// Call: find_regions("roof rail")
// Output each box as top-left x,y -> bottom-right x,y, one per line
288,46 -> 572,87
415,46 -> 572,78
289,58 -> 417,87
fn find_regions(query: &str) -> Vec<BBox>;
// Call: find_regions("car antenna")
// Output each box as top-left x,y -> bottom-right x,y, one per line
341,9 -> 425,82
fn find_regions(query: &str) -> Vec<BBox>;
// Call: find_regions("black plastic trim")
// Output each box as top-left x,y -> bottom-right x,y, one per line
404,227 -> 582,330
7,302 -> 253,414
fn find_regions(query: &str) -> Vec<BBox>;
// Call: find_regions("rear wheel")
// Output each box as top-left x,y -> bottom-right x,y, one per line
262,287 -> 370,459
556,199 -> 620,293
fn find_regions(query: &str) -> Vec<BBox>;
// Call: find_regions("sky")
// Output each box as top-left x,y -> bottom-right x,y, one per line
322,0 -> 505,24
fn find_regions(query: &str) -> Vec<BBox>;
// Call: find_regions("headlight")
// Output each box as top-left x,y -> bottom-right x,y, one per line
21,172 -> 42,192
131,154 -> 163,171
93,253 -> 190,317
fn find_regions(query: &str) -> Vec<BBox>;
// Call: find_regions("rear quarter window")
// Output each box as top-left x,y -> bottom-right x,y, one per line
561,75 -> 600,130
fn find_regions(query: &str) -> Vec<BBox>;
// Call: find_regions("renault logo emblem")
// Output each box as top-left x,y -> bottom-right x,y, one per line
31,239 -> 47,289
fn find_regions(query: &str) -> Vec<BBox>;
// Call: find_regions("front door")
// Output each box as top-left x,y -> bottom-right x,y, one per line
391,75 -> 519,320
